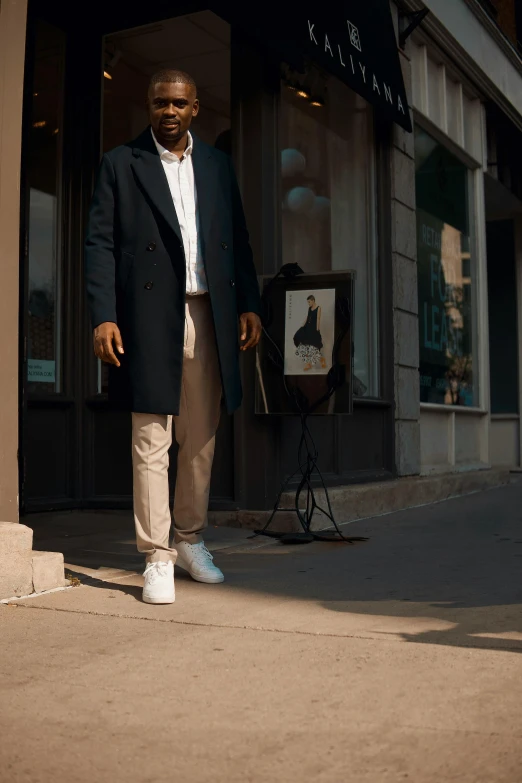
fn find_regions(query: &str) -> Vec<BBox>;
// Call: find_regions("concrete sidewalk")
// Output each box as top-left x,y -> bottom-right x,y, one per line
2,483 -> 522,782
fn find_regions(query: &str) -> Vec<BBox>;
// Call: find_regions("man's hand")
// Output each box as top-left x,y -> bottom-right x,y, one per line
239,312 -> 262,352
93,322 -> 124,367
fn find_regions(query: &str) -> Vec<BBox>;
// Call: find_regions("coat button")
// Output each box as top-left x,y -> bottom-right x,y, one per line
221,242 -> 228,250
230,279 -> 235,288
144,281 -> 153,290
147,242 -> 156,251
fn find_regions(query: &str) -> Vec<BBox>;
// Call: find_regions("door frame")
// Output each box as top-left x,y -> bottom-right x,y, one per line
20,0 -> 243,512
20,0 -> 397,514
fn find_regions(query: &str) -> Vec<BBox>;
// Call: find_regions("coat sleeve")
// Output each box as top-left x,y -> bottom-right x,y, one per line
84,154 -> 118,328
228,155 -> 261,317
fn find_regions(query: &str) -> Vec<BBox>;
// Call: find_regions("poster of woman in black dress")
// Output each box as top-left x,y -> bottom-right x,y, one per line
284,289 -> 335,375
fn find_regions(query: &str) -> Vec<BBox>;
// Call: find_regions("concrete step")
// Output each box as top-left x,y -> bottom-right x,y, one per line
0,521 -> 33,553
209,467 -> 511,533
31,550 -> 66,593
285,466 -> 512,530
0,523 -> 33,597
0,523 -> 66,598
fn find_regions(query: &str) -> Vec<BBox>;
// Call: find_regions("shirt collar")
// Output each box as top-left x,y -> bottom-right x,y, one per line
151,128 -> 193,160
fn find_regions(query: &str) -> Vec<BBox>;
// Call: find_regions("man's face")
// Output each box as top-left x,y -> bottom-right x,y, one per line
148,81 -> 199,147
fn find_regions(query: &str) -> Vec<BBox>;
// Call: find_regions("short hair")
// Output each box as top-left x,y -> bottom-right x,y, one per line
307,295 -> 315,301
148,69 -> 197,97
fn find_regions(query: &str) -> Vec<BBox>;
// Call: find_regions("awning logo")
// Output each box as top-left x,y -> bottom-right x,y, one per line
347,20 -> 362,52
306,17 -> 407,118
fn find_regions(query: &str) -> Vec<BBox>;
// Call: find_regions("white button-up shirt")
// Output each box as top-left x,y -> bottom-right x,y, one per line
152,129 -> 207,295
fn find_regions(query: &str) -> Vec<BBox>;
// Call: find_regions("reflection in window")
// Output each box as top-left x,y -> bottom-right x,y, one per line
26,21 -> 65,394
415,127 -> 476,406
280,67 -> 379,397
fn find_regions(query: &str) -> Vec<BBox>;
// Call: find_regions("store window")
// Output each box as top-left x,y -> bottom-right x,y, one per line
280,66 -> 379,397
26,21 -> 65,394
415,126 -> 477,406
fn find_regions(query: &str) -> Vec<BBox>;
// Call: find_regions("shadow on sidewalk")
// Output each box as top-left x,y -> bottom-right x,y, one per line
25,483 -> 522,654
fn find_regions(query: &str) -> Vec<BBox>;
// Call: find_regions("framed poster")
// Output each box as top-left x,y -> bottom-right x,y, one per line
284,288 -> 336,376
256,272 -> 355,415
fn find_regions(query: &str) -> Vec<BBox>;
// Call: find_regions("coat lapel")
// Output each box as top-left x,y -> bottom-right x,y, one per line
191,135 -> 219,259
130,128 -> 182,243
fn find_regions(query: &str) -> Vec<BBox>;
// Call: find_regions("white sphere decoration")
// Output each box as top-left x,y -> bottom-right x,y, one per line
285,186 -> 315,214
281,148 -> 306,178
310,196 -> 331,219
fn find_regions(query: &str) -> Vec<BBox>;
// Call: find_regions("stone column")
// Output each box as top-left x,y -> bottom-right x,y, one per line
0,0 -> 27,522
0,0 -> 65,599
391,37 -> 421,476
0,0 -> 36,598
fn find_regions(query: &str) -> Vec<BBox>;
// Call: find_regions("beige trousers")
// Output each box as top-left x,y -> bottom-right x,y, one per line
132,295 -> 222,563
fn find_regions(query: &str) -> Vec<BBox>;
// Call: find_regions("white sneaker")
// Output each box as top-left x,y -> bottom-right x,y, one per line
175,541 -> 224,584
142,561 -> 175,604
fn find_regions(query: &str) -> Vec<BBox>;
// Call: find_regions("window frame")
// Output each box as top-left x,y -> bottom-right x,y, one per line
414,110 -> 488,413
24,19 -> 67,398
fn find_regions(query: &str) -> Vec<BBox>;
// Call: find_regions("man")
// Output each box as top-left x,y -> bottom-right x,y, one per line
85,69 -> 262,604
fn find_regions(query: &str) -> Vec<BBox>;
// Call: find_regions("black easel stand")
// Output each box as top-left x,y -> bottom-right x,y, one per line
254,264 -> 368,546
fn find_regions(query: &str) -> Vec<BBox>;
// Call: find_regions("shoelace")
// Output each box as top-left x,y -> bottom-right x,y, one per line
190,545 -> 214,567
144,562 -> 170,583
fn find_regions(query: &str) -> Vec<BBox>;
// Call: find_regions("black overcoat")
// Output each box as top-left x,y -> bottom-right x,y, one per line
84,127 -> 261,415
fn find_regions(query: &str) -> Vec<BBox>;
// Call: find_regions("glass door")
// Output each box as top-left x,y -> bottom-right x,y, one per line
21,17 -> 71,507
21,7 -> 237,511
98,10 -> 232,395
26,21 -> 65,395
85,10 -> 235,503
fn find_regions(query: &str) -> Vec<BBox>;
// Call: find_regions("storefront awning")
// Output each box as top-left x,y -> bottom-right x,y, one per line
236,0 -> 412,132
